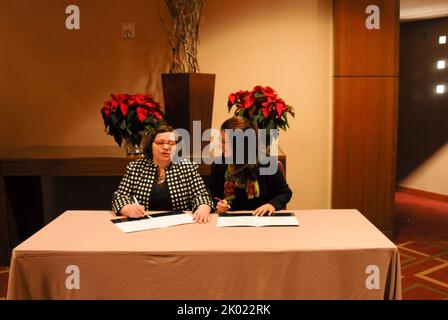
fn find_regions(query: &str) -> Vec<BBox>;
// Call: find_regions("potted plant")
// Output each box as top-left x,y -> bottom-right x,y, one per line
227,85 -> 295,132
160,0 -> 215,145
100,93 -> 167,156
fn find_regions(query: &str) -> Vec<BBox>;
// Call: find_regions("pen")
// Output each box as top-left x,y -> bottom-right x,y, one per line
133,196 -> 150,218
213,197 -> 231,209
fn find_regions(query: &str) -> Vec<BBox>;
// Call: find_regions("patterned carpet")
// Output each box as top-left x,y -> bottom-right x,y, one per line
395,191 -> 448,300
1,191 -> 446,300
398,241 -> 448,299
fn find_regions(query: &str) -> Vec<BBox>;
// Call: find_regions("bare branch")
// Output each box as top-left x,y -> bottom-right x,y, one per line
160,0 -> 207,73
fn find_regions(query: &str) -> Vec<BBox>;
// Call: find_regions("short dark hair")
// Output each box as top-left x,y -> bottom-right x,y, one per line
143,125 -> 174,160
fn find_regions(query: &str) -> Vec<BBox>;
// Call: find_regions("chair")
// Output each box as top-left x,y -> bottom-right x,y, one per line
278,160 -> 286,177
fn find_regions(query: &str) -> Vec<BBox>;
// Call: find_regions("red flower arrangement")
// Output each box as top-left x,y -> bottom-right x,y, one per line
100,94 -> 167,148
227,85 -> 295,131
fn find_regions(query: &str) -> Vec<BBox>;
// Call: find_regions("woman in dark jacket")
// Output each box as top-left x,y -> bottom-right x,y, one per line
211,116 -> 292,216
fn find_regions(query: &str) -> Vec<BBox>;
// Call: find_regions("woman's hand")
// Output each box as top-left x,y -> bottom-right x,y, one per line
216,199 -> 231,214
193,204 -> 211,224
253,204 -> 276,216
120,203 -> 146,218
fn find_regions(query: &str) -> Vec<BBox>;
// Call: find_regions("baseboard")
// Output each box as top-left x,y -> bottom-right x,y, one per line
397,186 -> 448,203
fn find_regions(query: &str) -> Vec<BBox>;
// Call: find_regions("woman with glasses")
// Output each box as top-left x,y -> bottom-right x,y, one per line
112,125 -> 213,223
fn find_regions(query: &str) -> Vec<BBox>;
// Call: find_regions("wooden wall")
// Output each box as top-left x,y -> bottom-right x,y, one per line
333,0 -> 400,238
397,18 -> 448,188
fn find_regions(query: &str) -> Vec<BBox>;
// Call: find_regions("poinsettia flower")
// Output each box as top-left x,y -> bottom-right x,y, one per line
229,93 -> 236,105
226,86 -> 294,132
112,94 -> 129,102
110,100 -> 119,112
101,106 -> 110,118
154,112 -> 163,119
136,106 -> 149,122
263,86 -> 276,97
120,102 -> 128,116
276,102 -> 286,117
135,94 -> 148,105
261,106 -> 270,118
101,93 -> 166,149
244,94 -> 255,109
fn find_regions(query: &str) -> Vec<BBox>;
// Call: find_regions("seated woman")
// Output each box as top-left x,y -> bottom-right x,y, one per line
211,116 -> 292,216
112,125 -> 213,223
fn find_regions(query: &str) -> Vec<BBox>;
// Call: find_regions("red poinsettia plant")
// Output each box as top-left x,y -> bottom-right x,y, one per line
227,85 -> 295,131
100,94 -> 167,147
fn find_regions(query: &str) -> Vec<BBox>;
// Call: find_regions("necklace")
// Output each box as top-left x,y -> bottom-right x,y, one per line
156,168 -> 166,184
156,175 -> 166,184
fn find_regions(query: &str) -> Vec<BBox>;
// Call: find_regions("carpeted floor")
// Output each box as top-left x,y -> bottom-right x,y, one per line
394,191 -> 448,300
1,191 -> 447,300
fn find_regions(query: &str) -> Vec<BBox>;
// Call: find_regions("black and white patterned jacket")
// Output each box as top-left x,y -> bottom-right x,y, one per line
112,157 -> 214,214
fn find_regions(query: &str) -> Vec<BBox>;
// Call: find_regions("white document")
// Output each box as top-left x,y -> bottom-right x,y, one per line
114,218 -> 160,233
153,213 -> 195,228
217,213 -> 299,228
112,212 -> 195,233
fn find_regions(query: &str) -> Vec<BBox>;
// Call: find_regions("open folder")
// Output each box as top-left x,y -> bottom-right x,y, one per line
217,212 -> 300,227
111,211 -> 195,233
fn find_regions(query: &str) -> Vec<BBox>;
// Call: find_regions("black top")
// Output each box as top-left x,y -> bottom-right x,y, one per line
210,163 -> 293,211
149,181 -> 173,211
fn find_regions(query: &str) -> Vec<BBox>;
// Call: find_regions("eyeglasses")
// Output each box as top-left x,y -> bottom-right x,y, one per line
153,140 -> 176,147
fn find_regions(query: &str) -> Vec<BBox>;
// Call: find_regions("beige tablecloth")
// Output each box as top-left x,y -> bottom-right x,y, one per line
7,210 -> 401,300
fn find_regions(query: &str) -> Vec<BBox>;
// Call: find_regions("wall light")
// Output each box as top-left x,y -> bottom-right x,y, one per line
440,35 -> 447,44
437,60 -> 446,69
436,84 -> 446,94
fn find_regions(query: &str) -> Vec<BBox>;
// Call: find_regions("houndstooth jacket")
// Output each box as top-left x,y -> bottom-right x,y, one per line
112,157 -> 214,214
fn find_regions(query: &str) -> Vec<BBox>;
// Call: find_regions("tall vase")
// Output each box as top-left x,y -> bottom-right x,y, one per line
161,73 -> 215,153
122,132 -> 149,158
122,139 -> 143,157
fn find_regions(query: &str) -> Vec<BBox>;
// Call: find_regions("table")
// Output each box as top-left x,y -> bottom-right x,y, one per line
0,146 -> 286,265
7,210 -> 401,300
0,146 -> 131,265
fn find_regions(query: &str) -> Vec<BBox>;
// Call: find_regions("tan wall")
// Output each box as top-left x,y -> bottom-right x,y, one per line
0,0 -> 170,152
202,0 -> 333,209
0,0 -> 333,210
399,145 -> 448,195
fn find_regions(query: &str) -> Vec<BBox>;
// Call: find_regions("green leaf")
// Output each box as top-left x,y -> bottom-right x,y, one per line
114,134 -> 122,147
126,110 -> 135,122
111,114 -> 120,125
266,120 -> 275,132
